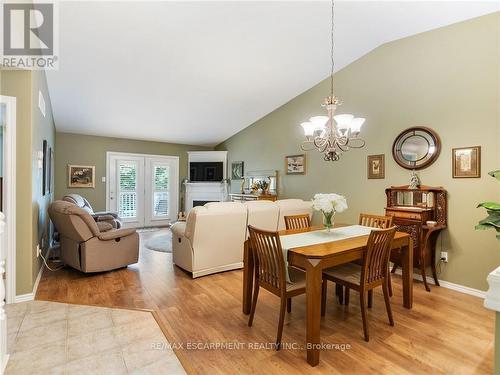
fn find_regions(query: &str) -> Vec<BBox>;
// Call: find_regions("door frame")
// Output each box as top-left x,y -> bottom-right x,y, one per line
105,152 -> 179,226
0,96 -> 17,304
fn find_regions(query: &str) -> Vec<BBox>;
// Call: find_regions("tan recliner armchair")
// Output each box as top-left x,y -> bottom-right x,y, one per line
62,194 -> 122,228
48,200 -> 139,273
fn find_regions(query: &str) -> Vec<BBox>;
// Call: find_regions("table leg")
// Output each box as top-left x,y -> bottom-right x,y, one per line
305,260 -> 323,366
243,240 -> 253,315
402,237 -> 414,309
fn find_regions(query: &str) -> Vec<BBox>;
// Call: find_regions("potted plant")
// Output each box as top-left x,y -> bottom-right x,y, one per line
476,170 -> 500,239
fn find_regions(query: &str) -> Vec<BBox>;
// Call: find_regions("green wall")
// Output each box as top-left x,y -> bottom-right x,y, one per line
31,71 -> 56,288
1,69 -> 56,295
54,132 -> 211,211
217,13 -> 500,291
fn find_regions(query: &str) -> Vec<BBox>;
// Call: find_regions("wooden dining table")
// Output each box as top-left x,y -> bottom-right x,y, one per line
242,224 -> 413,367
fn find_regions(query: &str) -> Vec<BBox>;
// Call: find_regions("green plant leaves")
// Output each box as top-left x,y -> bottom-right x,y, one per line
488,170 -> 500,180
477,202 -> 500,211
476,169 -> 500,240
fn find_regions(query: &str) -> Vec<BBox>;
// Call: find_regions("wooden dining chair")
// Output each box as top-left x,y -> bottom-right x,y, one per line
284,214 -> 311,230
321,227 -> 397,342
359,213 -> 393,229
247,225 -> 307,350
358,213 -> 394,297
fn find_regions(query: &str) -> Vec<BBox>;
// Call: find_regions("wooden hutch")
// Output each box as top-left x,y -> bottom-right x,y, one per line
385,185 -> 447,291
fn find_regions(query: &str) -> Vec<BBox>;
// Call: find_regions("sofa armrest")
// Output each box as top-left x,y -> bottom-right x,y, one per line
171,222 -> 187,238
98,228 -> 136,241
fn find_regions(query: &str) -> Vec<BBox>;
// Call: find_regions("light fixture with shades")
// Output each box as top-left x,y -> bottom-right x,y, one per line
299,0 -> 366,162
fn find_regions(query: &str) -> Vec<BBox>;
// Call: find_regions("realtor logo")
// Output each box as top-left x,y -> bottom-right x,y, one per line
2,2 -> 59,69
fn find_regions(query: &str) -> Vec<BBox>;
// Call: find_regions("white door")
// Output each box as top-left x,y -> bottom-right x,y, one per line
144,157 -> 178,227
107,153 -> 179,228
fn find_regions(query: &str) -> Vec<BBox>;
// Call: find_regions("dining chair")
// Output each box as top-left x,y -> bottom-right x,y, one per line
359,213 -> 393,229
247,225 -> 307,350
321,227 -> 397,342
283,213 -> 345,303
284,214 -> 311,230
358,213 -> 394,297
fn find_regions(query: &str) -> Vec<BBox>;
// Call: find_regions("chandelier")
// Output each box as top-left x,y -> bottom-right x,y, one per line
300,0 -> 366,162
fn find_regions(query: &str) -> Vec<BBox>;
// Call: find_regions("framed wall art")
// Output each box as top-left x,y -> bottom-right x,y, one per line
68,165 -> 95,188
452,146 -> 481,178
231,161 -> 244,180
367,154 -> 385,179
285,154 -> 305,175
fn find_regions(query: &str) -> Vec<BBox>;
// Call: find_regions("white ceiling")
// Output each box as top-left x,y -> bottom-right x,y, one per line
47,1 -> 500,146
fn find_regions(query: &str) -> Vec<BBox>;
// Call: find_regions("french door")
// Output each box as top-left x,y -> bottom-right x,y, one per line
107,153 -> 179,228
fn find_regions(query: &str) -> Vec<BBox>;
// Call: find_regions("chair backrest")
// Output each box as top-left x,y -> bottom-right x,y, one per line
248,225 -> 286,294
284,214 -> 311,230
62,194 -> 95,214
359,213 -> 393,229
361,227 -> 397,285
49,200 -> 101,242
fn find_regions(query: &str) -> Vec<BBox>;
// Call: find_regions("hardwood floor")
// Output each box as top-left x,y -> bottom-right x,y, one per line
36,229 -> 494,374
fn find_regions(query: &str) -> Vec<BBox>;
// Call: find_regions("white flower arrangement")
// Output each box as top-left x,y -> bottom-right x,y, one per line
312,193 -> 348,214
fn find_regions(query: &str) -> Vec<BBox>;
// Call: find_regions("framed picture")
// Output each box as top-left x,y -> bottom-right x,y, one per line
231,161 -> 244,180
367,154 -> 385,179
42,140 -> 48,196
47,147 -> 52,194
452,146 -> 481,178
68,165 -> 95,188
286,154 -> 306,175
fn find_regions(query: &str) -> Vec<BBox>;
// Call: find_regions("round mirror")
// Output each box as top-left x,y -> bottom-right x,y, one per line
392,127 -> 441,169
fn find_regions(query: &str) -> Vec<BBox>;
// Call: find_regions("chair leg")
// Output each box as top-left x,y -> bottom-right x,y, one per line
421,264 -> 431,292
287,298 -> 292,313
321,281 -> 327,317
388,272 -> 393,297
276,297 -> 287,350
383,281 -> 394,326
248,281 -> 260,327
336,283 -> 344,304
359,291 -> 369,342
391,263 -> 397,274
368,290 -> 373,309
344,287 -> 350,306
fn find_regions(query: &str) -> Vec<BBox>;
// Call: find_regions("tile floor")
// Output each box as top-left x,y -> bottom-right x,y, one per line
5,300 -> 186,375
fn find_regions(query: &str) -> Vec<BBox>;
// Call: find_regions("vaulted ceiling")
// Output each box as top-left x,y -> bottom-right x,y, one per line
46,1 -> 499,146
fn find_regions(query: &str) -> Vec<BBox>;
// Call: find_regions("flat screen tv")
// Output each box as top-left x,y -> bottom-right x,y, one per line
189,162 -> 224,182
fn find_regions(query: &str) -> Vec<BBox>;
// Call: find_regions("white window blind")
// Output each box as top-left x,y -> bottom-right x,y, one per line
153,165 -> 169,217
118,162 -> 137,218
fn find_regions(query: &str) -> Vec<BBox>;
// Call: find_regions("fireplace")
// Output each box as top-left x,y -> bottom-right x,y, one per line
184,182 -> 225,212
193,200 -> 219,207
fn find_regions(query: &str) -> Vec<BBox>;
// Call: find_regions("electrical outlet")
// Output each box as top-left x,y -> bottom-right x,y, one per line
440,251 -> 448,263
36,245 -> 41,258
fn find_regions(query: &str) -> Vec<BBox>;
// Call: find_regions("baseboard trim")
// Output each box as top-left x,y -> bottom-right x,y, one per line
394,269 -> 486,299
192,262 -> 244,278
13,249 -> 47,303
1,354 -> 10,374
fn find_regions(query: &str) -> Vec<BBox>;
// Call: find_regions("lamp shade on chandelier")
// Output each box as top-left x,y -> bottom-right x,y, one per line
299,0 -> 366,162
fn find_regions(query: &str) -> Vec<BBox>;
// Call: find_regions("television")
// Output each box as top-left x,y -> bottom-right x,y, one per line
189,162 -> 224,182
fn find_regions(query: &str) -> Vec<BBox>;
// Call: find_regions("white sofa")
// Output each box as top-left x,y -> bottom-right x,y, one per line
171,199 -> 313,278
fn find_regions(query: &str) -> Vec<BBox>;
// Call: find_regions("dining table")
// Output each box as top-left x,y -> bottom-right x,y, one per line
242,223 -> 413,367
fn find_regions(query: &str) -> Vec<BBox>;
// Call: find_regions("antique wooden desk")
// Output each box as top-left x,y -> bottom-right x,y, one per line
242,224 -> 413,367
385,185 -> 447,291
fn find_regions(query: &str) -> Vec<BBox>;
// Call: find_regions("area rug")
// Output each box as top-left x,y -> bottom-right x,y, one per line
145,231 -> 172,253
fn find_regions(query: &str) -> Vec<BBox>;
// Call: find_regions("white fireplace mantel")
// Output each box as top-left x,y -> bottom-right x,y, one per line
484,266 -> 500,312
185,182 -> 225,212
